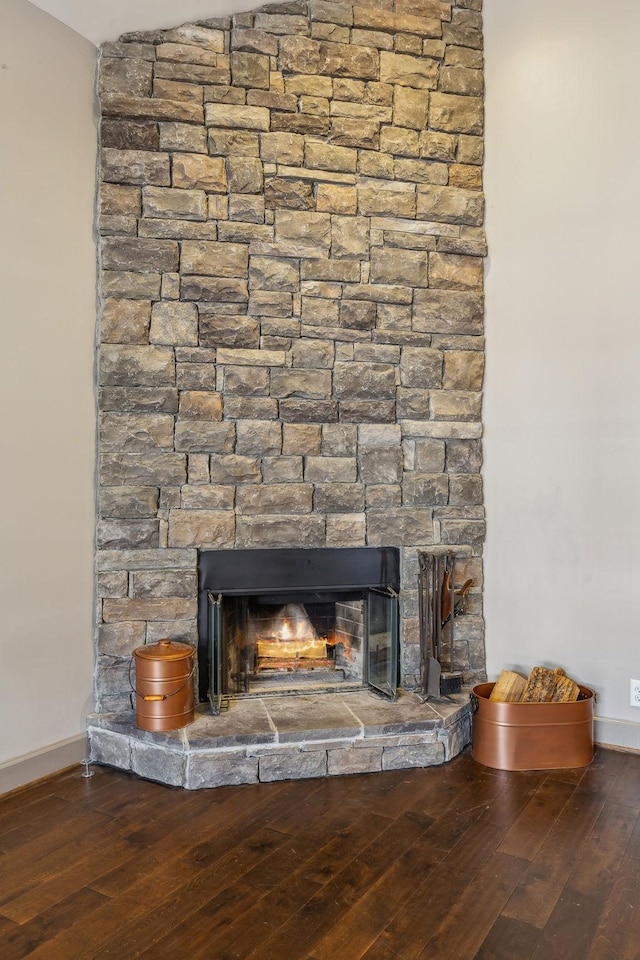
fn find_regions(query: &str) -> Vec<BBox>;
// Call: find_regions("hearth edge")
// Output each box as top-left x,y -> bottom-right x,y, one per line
87,691 -> 472,789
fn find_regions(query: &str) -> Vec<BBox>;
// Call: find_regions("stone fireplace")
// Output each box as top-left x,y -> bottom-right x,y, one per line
91,0 -> 486,786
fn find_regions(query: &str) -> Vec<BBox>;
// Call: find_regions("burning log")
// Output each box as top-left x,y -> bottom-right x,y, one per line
257,638 -> 328,661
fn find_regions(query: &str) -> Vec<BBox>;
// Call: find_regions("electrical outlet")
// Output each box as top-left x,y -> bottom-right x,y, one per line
630,680 -> 640,708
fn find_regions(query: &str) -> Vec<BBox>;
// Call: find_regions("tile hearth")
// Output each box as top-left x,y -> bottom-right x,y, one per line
88,690 -> 472,790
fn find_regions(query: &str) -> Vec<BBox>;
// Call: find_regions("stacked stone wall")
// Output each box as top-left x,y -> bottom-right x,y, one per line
96,0 -> 486,711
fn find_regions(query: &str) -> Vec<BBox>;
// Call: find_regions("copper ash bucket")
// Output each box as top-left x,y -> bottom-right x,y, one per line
133,640 -> 195,732
471,682 -> 594,771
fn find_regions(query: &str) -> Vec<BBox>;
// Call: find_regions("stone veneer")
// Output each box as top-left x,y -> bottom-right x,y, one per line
89,692 -> 472,788
95,0 -> 486,714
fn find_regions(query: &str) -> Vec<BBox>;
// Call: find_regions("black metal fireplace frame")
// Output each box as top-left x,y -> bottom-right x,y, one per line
197,546 -> 400,704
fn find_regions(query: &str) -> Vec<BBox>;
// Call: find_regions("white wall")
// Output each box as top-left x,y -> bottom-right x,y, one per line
2,0 -> 637,776
484,0 -> 640,748
0,0 -> 97,771
28,0 -> 251,46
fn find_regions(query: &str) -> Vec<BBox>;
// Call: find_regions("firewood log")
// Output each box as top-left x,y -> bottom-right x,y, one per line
550,674 -> 580,702
489,670 -> 527,702
521,666 -> 558,702
521,666 -> 581,702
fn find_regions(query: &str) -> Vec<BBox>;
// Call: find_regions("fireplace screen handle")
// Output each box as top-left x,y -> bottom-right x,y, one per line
208,592 -> 223,715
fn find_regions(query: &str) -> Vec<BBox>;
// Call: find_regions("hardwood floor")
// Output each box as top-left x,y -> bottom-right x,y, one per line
0,746 -> 639,960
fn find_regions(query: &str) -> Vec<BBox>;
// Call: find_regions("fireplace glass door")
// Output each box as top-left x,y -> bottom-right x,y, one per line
207,588 -> 397,707
368,588 -> 399,699
199,548 -> 400,712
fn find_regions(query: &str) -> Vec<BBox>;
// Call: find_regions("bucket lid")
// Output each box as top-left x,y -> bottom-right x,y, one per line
133,639 -> 194,661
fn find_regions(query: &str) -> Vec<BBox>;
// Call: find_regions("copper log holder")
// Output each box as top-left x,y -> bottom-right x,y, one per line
471,681 -> 595,771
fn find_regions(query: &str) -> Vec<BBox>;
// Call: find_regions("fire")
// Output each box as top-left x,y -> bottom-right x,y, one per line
251,603 -> 357,674
271,604 -> 318,643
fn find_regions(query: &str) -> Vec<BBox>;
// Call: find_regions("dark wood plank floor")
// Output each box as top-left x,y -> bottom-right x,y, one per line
0,746 -> 639,960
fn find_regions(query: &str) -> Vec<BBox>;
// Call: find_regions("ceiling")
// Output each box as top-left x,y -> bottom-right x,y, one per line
28,0 -> 254,46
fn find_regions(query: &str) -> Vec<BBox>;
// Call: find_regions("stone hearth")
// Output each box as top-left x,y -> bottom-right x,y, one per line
88,689 -> 471,788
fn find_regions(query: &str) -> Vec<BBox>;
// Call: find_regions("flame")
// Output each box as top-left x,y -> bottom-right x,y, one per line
254,604 -> 332,662
272,604 -> 318,642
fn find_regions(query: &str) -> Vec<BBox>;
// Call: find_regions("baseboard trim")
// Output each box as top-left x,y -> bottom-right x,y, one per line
595,716 -> 640,754
0,734 -> 89,797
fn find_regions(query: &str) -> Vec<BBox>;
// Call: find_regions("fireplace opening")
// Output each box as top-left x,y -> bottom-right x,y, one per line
198,547 -> 400,711
215,592 -> 367,695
